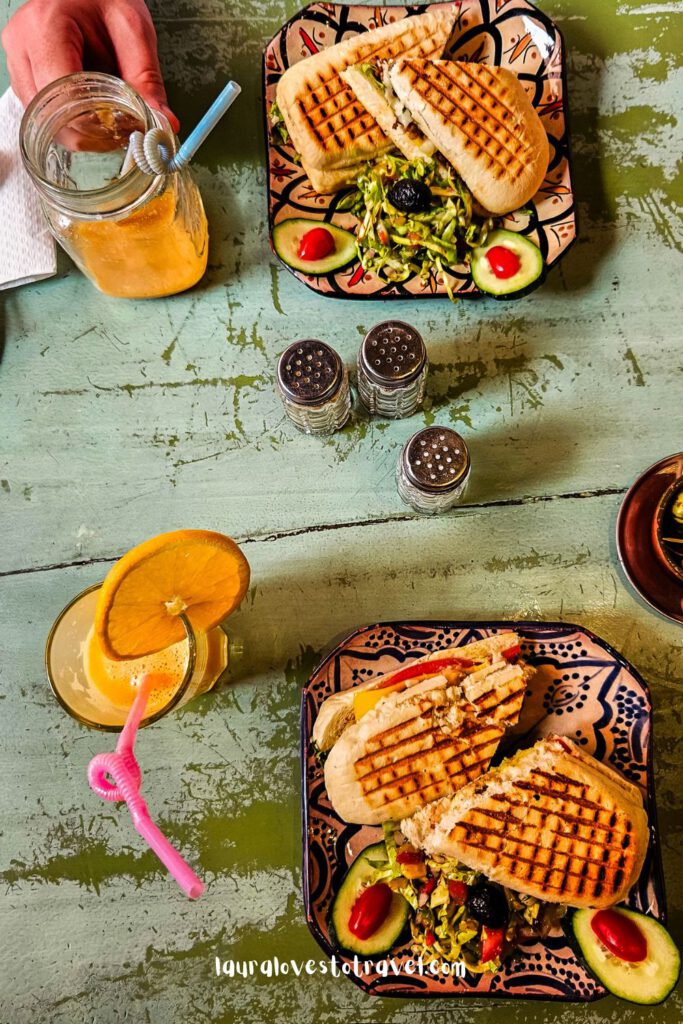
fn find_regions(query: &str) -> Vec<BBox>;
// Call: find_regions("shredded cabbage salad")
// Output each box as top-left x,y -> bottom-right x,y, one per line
370,824 -> 566,973
269,101 -> 291,148
337,155 -> 493,300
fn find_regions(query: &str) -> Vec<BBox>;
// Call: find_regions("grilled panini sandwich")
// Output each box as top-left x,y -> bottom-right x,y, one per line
275,6 -> 455,192
341,61 -> 436,161
321,634 -> 533,825
314,632 -> 524,752
388,59 -> 549,213
401,736 -> 649,909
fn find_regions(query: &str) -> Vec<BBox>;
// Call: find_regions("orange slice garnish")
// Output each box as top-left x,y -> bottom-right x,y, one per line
94,529 -> 250,660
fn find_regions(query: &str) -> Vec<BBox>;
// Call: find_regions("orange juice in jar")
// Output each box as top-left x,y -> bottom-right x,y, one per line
21,73 -> 208,299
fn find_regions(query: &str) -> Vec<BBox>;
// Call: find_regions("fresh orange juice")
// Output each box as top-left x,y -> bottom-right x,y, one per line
67,186 -> 208,298
84,625 -> 188,715
46,583 -> 231,730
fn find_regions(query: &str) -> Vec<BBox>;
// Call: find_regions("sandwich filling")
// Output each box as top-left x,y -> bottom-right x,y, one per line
356,60 -> 428,145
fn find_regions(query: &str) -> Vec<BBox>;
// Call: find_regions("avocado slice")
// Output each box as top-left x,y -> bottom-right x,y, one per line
272,219 -> 357,275
568,908 -> 681,1004
329,841 -> 410,957
471,228 -> 544,298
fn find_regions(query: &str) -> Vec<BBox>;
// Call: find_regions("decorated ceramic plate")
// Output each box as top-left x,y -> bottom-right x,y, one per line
263,1 -> 577,300
300,622 -> 664,1000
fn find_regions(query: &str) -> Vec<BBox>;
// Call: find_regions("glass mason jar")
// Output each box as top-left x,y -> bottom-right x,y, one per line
20,72 -> 208,299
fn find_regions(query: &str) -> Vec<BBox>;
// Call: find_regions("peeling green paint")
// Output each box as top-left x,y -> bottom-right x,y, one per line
623,347 -> 646,386
161,338 -> 177,365
270,265 -> 285,316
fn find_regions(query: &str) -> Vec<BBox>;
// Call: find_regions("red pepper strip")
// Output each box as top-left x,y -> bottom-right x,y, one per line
348,883 -> 393,940
501,644 -> 521,661
481,926 -> 505,963
396,850 -> 425,865
424,929 -> 436,947
422,877 -> 437,896
377,656 -> 475,689
447,879 -> 468,905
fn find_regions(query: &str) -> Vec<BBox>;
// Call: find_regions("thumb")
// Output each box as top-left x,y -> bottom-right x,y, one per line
155,103 -> 180,135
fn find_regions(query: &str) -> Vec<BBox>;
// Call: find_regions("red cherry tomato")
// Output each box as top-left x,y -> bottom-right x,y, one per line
297,226 -> 336,262
590,909 -> 648,963
501,643 -> 521,661
481,926 -> 505,963
348,883 -> 392,940
425,929 -> 436,947
422,877 -> 437,895
447,879 -> 469,905
396,850 -> 425,865
486,245 -> 521,280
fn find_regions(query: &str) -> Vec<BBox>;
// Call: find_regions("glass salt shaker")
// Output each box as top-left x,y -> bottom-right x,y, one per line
276,340 -> 351,435
396,427 -> 471,514
357,321 -> 428,418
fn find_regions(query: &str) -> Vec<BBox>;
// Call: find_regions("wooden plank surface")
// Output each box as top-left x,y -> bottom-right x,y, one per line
0,0 -> 681,1021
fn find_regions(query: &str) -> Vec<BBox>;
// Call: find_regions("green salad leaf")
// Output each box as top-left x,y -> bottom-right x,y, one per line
340,155 -> 493,301
367,831 -> 565,973
269,100 -> 291,147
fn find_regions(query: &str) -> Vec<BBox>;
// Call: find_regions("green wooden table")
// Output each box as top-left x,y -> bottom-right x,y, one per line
1,0 -> 681,1021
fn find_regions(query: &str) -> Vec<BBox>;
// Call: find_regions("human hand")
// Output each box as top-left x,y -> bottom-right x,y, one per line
2,0 -> 179,130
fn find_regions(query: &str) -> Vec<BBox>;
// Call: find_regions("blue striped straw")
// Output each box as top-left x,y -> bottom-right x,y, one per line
167,80 -> 242,172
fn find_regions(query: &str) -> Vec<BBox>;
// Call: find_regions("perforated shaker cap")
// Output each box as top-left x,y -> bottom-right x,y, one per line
402,427 -> 470,493
359,321 -> 426,388
277,340 -> 344,406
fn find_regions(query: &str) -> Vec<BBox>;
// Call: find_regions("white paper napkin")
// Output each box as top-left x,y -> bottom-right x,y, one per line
0,88 -> 56,290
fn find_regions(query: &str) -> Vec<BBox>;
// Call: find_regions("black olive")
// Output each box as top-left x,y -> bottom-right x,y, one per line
387,179 -> 432,214
466,882 -> 509,929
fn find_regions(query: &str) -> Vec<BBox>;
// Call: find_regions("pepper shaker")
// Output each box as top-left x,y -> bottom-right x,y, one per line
396,427 -> 471,514
276,340 -> 351,436
357,321 -> 428,418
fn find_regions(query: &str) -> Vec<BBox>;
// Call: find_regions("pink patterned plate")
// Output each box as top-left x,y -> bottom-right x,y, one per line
301,622 -> 664,1000
263,1 -> 577,300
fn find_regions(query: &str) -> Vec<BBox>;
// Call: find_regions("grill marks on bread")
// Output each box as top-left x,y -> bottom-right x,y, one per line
400,736 -> 649,908
275,8 -> 455,172
388,57 -> 549,213
449,766 -> 637,903
352,670 -> 527,815
298,29 -> 447,156
397,61 -> 530,180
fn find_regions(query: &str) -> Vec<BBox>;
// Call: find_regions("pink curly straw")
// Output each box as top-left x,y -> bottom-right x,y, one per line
87,674 -> 204,899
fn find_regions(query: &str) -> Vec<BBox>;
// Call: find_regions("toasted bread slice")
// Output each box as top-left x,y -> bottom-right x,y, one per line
301,160 -> 363,194
276,6 -> 455,173
388,59 -> 549,213
341,63 -> 436,161
401,736 -> 649,908
323,658 -> 531,824
314,631 -> 522,751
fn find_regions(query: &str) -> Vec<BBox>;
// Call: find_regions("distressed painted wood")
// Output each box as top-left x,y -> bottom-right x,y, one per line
0,0 -> 681,1021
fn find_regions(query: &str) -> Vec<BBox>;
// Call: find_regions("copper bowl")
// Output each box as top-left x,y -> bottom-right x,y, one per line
652,476 -> 683,583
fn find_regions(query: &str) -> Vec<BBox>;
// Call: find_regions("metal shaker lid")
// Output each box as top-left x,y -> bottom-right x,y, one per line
359,321 -> 426,388
277,340 -> 344,406
401,427 -> 470,493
